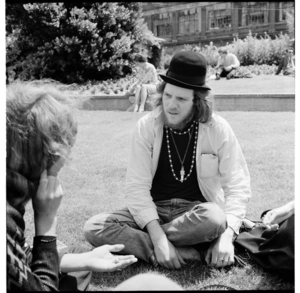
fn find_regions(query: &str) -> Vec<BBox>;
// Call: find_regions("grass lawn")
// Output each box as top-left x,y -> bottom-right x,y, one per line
206,74 -> 295,95
24,110 -> 295,290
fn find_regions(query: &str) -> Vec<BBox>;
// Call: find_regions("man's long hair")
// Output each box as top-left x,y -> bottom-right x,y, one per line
152,81 -> 213,124
6,82 -> 78,212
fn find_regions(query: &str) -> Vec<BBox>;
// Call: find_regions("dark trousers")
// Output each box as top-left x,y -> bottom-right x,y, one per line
217,65 -> 237,79
235,215 -> 294,281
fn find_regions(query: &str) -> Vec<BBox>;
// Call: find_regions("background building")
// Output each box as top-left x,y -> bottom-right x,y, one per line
142,2 -> 294,53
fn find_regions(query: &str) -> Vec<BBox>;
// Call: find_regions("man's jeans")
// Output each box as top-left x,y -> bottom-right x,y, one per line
84,199 -> 227,263
216,65 -> 237,79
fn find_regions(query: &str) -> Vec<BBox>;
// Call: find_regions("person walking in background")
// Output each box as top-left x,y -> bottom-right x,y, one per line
127,53 -> 159,112
6,83 -> 138,291
84,51 -> 251,270
275,49 -> 295,76
215,47 -> 240,80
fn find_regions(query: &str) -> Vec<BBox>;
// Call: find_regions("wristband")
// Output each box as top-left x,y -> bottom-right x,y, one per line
35,235 -> 57,243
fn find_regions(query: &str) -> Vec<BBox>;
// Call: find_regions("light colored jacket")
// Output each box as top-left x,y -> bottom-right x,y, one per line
125,106 -> 251,235
217,53 -> 240,69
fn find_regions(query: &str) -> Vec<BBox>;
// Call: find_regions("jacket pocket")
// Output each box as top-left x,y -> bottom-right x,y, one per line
200,154 -> 219,178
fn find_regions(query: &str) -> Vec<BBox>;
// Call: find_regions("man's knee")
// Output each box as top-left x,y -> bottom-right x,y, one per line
83,214 -> 110,246
198,202 -> 227,232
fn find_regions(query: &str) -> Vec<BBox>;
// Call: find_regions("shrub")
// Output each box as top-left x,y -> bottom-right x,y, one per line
230,31 -> 290,66
6,2 -> 162,83
160,53 -> 173,70
177,31 -> 291,68
199,44 -> 219,67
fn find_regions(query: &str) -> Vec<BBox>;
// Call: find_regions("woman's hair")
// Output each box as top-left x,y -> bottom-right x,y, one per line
6,82 -> 78,211
218,47 -> 228,54
152,81 -> 213,124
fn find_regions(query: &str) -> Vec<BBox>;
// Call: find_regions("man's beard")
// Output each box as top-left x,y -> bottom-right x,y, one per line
162,104 -> 196,131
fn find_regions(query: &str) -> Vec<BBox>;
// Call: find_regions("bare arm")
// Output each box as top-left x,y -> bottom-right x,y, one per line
262,200 -> 294,230
60,244 -> 137,273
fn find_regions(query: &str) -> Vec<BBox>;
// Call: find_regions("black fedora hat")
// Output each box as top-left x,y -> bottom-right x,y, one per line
159,51 -> 211,90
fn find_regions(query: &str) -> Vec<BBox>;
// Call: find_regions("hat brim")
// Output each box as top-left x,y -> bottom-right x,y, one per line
159,74 -> 211,91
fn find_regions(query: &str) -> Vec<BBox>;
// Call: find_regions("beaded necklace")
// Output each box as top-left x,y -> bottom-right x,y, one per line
165,121 -> 198,183
169,121 -> 195,136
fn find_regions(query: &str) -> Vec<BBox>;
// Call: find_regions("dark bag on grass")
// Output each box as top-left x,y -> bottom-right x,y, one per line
234,213 -> 294,281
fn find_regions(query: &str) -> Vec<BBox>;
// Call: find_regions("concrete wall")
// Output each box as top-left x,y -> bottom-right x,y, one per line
79,94 -> 295,112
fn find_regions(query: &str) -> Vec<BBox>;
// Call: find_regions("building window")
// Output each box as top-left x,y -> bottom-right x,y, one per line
208,9 -> 232,29
279,2 -> 294,21
241,2 -> 268,26
179,9 -> 198,34
155,13 -> 172,37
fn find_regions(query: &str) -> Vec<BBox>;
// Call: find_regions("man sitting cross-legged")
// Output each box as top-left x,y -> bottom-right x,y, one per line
84,51 -> 251,270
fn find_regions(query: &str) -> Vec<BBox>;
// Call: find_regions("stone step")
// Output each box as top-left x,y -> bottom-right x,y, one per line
76,93 -> 294,112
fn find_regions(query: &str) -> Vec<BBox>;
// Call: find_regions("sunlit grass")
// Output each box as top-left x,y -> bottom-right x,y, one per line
24,110 -> 294,290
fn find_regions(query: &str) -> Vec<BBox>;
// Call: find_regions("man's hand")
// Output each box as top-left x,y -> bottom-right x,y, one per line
146,220 -> 185,270
153,236 -> 185,270
205,228 -> 235,268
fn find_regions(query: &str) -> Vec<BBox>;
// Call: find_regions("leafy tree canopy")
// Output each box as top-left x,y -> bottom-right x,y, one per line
6,2 -> 162,83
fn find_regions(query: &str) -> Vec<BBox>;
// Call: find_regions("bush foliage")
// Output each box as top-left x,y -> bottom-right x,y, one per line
160,31 -> 292,70
6,2 -> 162,83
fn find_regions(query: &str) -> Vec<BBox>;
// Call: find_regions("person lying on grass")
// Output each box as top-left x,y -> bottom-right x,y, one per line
6,83 -> 137,291
84,51 -> 251,270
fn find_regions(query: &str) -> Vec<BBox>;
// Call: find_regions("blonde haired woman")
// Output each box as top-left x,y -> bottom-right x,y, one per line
6,83 -> 137,291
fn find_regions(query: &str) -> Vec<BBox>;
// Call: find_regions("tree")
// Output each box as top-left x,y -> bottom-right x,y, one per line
6,2 -> 162,83
285,8 -> 295,39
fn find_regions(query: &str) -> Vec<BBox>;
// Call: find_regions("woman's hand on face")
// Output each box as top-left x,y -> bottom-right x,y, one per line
48,156 -> 66,176
33,169 -> 64,218
33,158 -> 65,235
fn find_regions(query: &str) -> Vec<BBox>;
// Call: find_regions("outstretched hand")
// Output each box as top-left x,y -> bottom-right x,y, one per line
85,244 -> 138,272
262,210 -> 282,231
262,201 -> 295,231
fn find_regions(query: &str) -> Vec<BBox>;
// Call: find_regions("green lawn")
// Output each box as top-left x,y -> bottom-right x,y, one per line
24,110 -> 295,290
207,74 -> 295,95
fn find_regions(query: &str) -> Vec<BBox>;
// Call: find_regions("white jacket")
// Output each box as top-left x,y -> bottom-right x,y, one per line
125,106 -> 251,235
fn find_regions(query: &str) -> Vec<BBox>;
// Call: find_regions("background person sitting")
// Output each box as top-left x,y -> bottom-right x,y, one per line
215,47 -> 240,80
127,53 -> 159,112
275,49 -> 295,76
